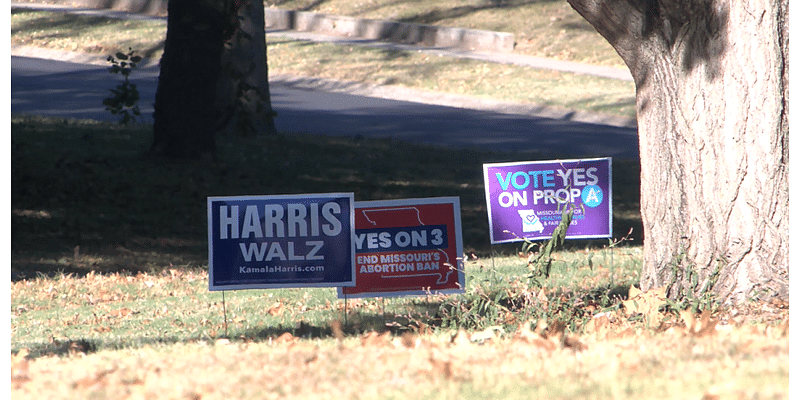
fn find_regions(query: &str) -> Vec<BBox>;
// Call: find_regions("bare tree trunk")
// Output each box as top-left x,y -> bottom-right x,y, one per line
567,0 -> 789,303
152,0 -> 229,158
153,0 -> 277,158
217,0 -> 277,136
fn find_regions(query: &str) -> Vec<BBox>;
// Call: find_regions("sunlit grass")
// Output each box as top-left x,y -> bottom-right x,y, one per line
266,0 -> 626,67
11,247 -> 641,356
266,39 -> 636,118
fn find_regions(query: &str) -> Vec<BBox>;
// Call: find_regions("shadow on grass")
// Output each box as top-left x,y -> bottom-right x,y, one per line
11,8 -> 167,60
11,9 -> 115,37
12,115 -> 641,280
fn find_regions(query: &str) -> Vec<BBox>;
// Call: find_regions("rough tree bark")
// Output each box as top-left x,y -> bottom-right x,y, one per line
216,0 -> 277,136
566,0 -> 789,303
153,0 -> 277,158
152,0 -> 229,158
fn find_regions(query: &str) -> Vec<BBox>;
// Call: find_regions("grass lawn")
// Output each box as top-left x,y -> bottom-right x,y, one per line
9,3 -> 789,398
264,0 -> 626,67
10,116 -> 787,400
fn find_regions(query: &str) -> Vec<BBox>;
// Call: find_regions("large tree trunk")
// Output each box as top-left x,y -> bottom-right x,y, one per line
567,0 -> 789,303
152,0 -> 229,157
153,0 -> 277,157
216,0 -> 277,136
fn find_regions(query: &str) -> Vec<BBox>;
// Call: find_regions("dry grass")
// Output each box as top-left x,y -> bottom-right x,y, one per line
11,270 -> 790,400
9,4 -> 789,398
11,332 -> 789,400
266,0 -> 624,66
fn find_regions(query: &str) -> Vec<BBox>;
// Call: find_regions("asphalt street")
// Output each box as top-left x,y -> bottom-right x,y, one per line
11,55 -> 639,160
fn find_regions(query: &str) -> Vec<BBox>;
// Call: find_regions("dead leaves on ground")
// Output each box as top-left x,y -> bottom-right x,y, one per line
267,300 -> 285,317
622,285 -> 667,323
229,319 -> 584,385
11,349 -> 31,388
11,310 -> 789,399
11,271 -> 789,399
585,286 -> 739,340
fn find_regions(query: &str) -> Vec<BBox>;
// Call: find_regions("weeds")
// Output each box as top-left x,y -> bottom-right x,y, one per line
103,48 -> 142,125
664,250 -> 723,315
435,246 -> 637,335
522,206 -> 575,288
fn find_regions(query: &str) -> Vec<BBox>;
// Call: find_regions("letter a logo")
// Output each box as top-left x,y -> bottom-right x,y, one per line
581,185 -> 603,208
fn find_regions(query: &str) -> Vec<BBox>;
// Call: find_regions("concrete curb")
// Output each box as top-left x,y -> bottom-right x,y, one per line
263,9 -> 514,53
15,0 -> 514,53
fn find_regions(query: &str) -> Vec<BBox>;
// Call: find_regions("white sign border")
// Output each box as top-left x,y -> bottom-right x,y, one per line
482,157 -> 613,244
207,192 -> 356,291
337,196 -> 465,299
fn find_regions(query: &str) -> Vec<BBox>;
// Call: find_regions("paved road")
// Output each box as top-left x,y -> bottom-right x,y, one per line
11,56 -> 639,159
12,2 -> 634,82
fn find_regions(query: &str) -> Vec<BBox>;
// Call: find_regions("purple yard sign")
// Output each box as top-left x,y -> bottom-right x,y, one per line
483,158 -> 612,244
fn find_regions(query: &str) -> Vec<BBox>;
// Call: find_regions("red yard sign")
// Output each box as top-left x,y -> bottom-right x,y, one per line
338,197 -> 465,298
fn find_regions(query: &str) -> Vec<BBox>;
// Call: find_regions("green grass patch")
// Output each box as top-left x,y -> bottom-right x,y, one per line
267,39 -> 636,118
11,245 -> 641,357
12,114 -> 645,360
10,8 -> 166,59
11,245 -> 789,400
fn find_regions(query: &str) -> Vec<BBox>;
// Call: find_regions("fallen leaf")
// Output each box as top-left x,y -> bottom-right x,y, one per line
362,331 -> 392,347
267,301 -> 284,316
680,309 -> 696,331
11,349 -> 30,386
399,332 -> 419,348
470,326 -> 503,343
108,307 -> 132,318
450,329 -> 472,347
563,335 -> 587,351
628,285 -> 642,299
585,312 -> 612,336
682,309 -> 717,337
622,286 -> 667,322
512,321 -> 535,342
330,320 -> 344,340
275,332 -> 295,344
546,320 -> 566,339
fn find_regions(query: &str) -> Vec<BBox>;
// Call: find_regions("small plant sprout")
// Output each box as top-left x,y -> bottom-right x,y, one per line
103,48 -> 142,125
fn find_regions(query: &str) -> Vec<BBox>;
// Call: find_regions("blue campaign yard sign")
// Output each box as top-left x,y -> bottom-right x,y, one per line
207,193 -> 356,291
